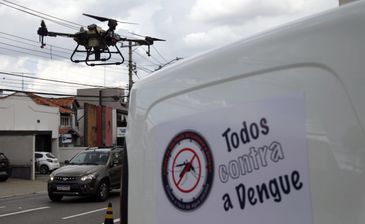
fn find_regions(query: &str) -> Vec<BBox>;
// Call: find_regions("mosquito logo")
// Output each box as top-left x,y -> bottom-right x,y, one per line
161,131 -> 214,211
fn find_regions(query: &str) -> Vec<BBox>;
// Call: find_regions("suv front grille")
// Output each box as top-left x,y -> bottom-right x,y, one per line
55,176 -> 78,182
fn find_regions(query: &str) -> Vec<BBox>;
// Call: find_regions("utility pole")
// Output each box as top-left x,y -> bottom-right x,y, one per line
128,41 -> 134,98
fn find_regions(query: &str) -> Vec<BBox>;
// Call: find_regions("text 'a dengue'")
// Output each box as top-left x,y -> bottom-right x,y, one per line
222,170 -> 303,212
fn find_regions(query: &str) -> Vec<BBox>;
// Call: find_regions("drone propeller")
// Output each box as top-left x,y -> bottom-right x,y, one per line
145,36 -> 165,43
83,13 -> 138,25
130,32 -> 165,43
83,13 -> 109,22
127,33 -> 165,56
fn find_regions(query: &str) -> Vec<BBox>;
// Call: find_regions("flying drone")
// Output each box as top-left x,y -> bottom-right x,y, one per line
37,13 -> 165,66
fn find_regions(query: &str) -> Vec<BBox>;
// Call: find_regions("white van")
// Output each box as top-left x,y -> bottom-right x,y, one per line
123,2 -> 365,224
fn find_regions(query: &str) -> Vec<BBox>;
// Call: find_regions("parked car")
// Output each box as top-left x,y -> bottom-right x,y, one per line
0,153 -> 10,182
48,146 -> 123,202
35,152 -> 60,174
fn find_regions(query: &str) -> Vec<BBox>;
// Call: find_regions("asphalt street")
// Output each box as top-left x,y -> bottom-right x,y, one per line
0,190 -> 120,224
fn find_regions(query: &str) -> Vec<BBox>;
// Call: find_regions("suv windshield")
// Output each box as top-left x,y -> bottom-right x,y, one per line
69,151 -> 110,165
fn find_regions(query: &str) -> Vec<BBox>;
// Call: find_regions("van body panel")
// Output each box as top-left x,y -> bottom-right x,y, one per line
126,2 -> 365,224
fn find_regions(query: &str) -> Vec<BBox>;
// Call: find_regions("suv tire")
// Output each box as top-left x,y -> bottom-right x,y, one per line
95,180 -> 109,202
48,192 -> 63,202
0,176 -> 8,182
40,165 -> 49,174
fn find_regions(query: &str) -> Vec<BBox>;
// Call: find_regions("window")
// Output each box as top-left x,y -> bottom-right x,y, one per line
60,115 -> 72,127
46,153 -> 56,159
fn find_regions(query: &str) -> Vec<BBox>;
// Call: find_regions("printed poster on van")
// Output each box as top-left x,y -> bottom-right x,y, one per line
155,94 -> 312,224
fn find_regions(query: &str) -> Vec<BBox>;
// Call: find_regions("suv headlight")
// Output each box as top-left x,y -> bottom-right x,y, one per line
49,173 -> 55,182
80,174 -> 96,182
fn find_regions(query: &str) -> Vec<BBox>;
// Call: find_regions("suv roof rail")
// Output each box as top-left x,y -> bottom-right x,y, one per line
84,146 -> 121,151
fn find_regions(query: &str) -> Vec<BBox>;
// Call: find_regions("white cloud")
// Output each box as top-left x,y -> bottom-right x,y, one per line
182,0 -> 337,56
183,26 -> 240,50
0,0 -> 338,94
189,0 -> 336,25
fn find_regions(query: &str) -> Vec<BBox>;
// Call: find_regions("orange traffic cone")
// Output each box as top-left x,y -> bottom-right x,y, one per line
104,202 -> 114,224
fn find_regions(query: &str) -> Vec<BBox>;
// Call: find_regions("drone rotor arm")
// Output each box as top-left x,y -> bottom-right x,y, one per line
45,31 -> 76,38
37,27 -> 76,48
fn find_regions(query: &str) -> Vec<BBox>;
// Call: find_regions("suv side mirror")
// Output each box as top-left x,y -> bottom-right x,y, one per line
64,160 -> 69,164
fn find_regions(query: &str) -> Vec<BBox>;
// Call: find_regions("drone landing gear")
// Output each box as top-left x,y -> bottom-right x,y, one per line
70,44 -> 125,66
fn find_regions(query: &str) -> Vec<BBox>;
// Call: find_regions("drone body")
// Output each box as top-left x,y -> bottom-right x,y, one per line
37,13 -> 165,66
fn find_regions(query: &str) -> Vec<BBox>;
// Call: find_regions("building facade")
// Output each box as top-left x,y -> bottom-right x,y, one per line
76,88 -> 128,147
0,92 -> 59,179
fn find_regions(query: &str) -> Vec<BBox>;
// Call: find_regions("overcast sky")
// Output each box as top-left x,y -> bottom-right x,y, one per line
0,0 -> 339,96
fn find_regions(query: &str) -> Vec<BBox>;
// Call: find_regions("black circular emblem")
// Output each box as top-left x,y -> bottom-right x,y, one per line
162,131 -> 214,211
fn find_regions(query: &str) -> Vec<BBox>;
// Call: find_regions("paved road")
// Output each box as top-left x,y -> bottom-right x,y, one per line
0,191 -> 120,224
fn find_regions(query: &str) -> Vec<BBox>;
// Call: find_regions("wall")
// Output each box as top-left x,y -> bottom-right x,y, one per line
104,107 -> 113,146
84,104 -> 116,147
85,103 -> 97,146
112,110 -> 117,145
0,93 -> 59,138
0,135 -> 34,180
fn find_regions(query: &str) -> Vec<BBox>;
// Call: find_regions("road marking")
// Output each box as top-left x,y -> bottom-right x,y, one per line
102,218 -> 120,224
0,206 -> 50,218
62,207 -> 107,220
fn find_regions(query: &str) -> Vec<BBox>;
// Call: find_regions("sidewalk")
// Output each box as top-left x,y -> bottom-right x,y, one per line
0,177 -> 47,199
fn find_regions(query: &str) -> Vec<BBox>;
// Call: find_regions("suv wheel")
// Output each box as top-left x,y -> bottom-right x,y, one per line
40,165 -> 49,174
48,192 -> 63,202
95,180 -> 109,201
0,176 -> 8,182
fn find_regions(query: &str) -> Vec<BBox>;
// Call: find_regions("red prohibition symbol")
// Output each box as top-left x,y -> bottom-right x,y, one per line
172,148 -> 202,193
162,131 -> 214,211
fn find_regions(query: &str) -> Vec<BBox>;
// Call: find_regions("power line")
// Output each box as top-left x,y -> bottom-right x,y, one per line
0,35 -> 71,55
0,45 -> 53,59
0,31 -> 74,52
0,71 -> 106,88
0,31 -> 38,44
134,50 -> 160,67
154,57 -> 183,71
0,41 -> 67,58
2,0 -> 84,28
0,1 -> 80,30
140,46 -> 163,65
152,45 -> 168,63
1,77 -> 105,89
0,88 -> 128,99
0,42 -> 131,75
0,48 -> 131,82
